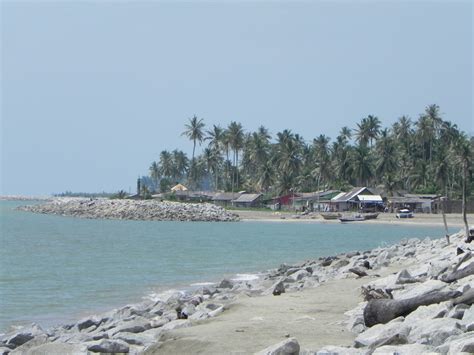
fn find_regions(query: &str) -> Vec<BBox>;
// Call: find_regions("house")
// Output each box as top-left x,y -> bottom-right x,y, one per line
268,193 -> 301,210
292,190 -> 342,212
388,194 -> 439,213
212,192 -> 243,207
171,183 -> 188,192
331,187 -> 384,212
231,193 -> 263,208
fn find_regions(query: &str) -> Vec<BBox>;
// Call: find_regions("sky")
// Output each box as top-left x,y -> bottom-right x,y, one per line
1,0 -> 472,195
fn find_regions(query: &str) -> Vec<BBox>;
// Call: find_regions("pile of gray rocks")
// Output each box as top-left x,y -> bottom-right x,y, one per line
1,230 -> 473,354
17,198 -> 239,222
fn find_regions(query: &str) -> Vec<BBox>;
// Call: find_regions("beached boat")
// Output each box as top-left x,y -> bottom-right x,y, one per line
339,214 -> 366,222
363,212 -> 379,220
320,212 -> 342,220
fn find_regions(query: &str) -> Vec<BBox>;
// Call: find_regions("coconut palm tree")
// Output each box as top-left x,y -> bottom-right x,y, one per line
159,150 -> 174,179
367,115 -> 381,147
182,115 -> 205,162
149,161 -> 160,191
352,144 -> 373,186
227,121 -> 245,193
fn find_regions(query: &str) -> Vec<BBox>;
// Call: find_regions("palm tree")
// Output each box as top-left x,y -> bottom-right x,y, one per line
182,115 -> 205,162
367,115 -> 381,147
375,129 -> 398,182
227,121 -> 244,194
149,161 -> 160,191
159,150 -> 174,179
454,135 -> 472,242
352,144 -> 373,186
172,150 -> 189,181
355,118 -> 370,147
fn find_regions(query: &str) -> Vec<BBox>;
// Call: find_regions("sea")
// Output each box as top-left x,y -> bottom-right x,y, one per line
0,200 -> 456,333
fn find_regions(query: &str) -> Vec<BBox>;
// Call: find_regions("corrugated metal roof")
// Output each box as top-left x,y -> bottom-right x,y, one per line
358,195 -> 383,202
213,192 -> 242,201
232,193 -> 263,203
331,187 -> 368,202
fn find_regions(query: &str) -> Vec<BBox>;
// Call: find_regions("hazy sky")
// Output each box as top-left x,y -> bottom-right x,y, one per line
1,0 -> 472,195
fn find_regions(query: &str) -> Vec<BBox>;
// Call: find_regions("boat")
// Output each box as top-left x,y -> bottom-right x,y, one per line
396,209 -> 414,218
362,212 -> 379,220
339,214 -> 366,222
320,212 -> 342,220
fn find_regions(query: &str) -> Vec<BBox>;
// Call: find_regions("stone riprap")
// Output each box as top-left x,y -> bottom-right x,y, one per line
17,198 -> 239,222
1,230 -> 473,354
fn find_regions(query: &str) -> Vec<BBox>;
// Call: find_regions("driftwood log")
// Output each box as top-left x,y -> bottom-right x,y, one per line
363,290 -> 461,327
440,260 -> 474,283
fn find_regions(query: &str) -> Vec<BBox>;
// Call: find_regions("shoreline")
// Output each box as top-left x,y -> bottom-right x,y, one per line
2,229 -> 473,354
234,209 -> 472,228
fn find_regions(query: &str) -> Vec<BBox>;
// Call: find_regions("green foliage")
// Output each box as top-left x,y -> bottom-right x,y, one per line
110,190 -> 128,199
147,105 -> 473,200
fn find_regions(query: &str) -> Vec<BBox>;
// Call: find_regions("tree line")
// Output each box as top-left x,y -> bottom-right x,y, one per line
146,104 -> 473,200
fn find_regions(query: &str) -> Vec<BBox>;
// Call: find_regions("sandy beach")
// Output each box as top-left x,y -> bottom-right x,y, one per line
235,209 -> 472,228
145,264 -> 410,354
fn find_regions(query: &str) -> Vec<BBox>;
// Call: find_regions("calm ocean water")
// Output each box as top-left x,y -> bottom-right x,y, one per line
0,200 -> 455,332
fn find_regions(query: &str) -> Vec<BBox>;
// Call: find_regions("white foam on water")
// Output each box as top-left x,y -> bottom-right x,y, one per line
231,273 -> 260,282
189,282 -> 216,287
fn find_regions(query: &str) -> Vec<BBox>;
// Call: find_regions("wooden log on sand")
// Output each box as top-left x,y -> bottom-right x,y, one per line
363,290 -> 461,327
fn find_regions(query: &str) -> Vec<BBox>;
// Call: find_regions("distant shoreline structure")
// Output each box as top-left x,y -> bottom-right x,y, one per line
0,195 -> 51,201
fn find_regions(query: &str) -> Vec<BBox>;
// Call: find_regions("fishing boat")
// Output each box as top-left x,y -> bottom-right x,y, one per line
320,212 -> 342,220
362,212 -> 379,220
339,214 -> 366,222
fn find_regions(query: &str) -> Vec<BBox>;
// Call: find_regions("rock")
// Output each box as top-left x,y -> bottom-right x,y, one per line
0,347 -> 11,355
269,279 -> 286,296
77,316 -> 106,331
255,337 -> 300,355
14,342 -> 88,354
461,304 -> 474,331
403,303 -> 451,326
110,318 -> 151,335
9,334 -> 49,354
288,269 -> 310,282
354,318 -> 410,348
217,279 -> 234,289
87,339 -> 129,353
395,269 -> 419,284
316,345 -> 362,354
407,318 -> 463,346
208,306 -> 224,317
436,331 -> 474,354
447,304 -> 469,319
160,320 -> 191,332
372,343 -> 435,354
392,279 -> 448,300
5,324 -> 45,348
114,328 -> 162,346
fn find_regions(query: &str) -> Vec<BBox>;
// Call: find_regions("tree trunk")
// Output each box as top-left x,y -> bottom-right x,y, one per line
462,163 -> 471,242
440,261 -> 474,283
441,196 -> 450,244
364,289 -> 461,327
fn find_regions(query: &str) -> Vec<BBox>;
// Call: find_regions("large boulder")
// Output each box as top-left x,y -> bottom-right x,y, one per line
4,324 -> 45,349
87,339 -> 129,353
372,343 -> 435,354
407,318 -> 463,346
354,318 -> 410,348
436,331 -> 474,354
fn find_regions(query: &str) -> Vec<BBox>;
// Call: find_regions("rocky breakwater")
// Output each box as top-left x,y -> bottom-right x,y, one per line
17,198 -> 239,222
2,230 -> 474,354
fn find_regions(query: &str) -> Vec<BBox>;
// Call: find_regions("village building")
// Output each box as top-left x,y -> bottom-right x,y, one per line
231,193 -> 263,208
330,187 -> 384,212
212,192 -> 243,207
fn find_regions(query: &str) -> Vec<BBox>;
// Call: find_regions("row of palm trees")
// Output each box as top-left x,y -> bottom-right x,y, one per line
147,105 -> 473,200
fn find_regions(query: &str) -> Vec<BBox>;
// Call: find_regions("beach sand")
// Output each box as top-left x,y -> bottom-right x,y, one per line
235,209 -> 472,228
145,264 -> 409,354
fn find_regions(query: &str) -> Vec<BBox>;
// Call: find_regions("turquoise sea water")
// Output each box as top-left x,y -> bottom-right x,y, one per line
0,201 -> 455,332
